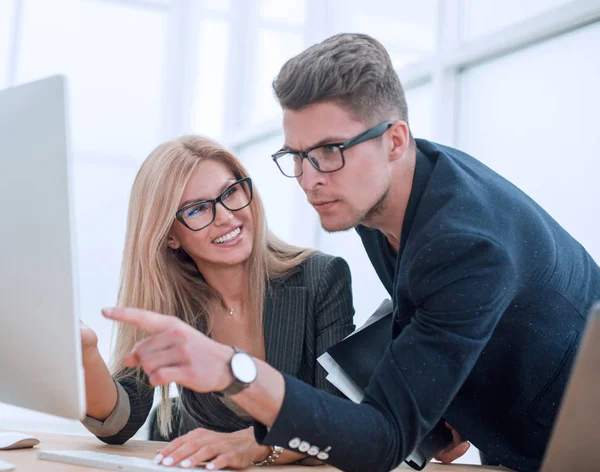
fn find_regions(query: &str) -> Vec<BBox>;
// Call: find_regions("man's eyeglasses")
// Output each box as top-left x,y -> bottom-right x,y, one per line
175,177 -> 253,231
272,121 -> 395,178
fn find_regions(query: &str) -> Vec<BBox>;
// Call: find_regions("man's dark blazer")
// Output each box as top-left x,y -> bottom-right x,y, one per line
256,139 -> 600,472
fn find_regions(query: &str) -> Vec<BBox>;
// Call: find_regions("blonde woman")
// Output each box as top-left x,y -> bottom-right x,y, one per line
79,136 -> 354,469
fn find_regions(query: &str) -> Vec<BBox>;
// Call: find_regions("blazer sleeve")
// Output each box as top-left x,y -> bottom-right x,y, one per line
255,233 -> 517,472
82,374 -> 154,445
311,256 -> 356,394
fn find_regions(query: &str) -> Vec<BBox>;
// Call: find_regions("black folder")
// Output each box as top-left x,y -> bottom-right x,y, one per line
326,300 -> 394,391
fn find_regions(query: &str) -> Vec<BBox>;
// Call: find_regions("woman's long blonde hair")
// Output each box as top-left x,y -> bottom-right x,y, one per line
110,136 -> 315,435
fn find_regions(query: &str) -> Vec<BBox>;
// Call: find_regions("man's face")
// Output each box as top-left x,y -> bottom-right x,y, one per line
282,101 -> 392,232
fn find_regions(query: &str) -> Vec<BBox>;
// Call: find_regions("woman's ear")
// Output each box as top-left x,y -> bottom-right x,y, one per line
167,235 -> 180,250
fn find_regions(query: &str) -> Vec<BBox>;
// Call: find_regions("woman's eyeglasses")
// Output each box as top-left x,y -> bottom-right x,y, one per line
175,177 -> 253,231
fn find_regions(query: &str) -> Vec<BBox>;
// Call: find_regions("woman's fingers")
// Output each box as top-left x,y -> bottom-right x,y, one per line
80,323 -> 98,349
157,430 -> 210,463
154,428 -> 259,469
207,451 -> 247,470
157,441 -> 215,467
182,444 -> 224,468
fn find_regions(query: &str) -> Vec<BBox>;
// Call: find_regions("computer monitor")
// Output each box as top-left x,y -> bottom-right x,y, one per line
0,75 -> 86,420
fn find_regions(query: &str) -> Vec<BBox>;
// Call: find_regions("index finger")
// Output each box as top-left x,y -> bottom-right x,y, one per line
102,307 -> 173,334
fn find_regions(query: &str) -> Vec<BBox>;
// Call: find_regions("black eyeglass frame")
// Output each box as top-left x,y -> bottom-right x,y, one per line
175,177 -> 253,232
271,121 -> 395,178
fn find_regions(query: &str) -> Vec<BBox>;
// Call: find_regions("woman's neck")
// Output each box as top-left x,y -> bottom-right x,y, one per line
199,262 -> 248,309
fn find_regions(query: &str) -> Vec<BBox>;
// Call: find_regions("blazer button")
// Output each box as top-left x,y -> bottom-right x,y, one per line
317,451 -> 329,460
307,446 -> 320,456
288,437 -> 301,449
298,441 -> 310,452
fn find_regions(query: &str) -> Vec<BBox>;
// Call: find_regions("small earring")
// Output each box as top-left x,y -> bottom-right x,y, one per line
168,243 -> 177,249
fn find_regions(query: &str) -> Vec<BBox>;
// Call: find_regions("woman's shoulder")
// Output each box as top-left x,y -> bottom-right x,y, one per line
303,250 -> 347,269
270,251 -> 350,288
293,251 -> 351,284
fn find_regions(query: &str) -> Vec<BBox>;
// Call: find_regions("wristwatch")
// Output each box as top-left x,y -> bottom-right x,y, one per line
217,346 -> 258,396
253,445 -> 284,466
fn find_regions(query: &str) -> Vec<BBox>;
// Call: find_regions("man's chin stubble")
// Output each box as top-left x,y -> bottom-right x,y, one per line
361,186 -> 390,226
319,212 -> 363,233
316,189 -> 390,233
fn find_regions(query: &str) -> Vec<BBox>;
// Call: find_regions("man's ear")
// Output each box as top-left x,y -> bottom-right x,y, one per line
388,120 -> 411,163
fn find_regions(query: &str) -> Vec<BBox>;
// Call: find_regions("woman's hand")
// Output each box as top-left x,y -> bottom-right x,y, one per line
80,320 -> 99,354
154,427 -> 270,470
434,422 -> 470,464
80,320 -> 119,421
101,307 -> 234,393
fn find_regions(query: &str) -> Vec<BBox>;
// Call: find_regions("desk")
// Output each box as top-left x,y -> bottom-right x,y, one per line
0,431 -> 508,471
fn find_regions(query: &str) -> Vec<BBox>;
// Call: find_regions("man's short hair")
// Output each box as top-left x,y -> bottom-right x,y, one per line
273,33 -> 410,131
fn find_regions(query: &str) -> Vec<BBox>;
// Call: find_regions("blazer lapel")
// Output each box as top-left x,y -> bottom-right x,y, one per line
263,283 -> 308,377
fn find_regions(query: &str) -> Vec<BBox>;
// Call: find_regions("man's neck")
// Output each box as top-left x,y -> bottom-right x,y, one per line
362,146 -> 416,252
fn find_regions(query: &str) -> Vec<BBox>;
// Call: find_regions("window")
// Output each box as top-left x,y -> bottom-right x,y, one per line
250,30 -> 304,125
317,229 -> 390,327
204,0 -> 230,12
236,133 -> 317,246
260,0 -> 305,25
461,0 -> 575,42
192,19 -> 229,140
405,83 -> 434,140
327,0 -> 437,69
458,21 -> 600,262
17,0 -> 167,158
0,0 -> 15,88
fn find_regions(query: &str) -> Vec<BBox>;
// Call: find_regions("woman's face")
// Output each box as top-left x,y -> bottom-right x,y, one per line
170,160 -> 254,270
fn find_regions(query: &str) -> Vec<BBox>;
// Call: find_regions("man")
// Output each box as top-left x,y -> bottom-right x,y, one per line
105,34 -> 600,471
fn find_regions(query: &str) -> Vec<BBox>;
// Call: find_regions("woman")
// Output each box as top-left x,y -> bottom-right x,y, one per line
80,136 -> 355,468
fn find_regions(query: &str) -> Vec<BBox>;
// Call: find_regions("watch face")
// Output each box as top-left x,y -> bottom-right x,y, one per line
231,352 -> 258,384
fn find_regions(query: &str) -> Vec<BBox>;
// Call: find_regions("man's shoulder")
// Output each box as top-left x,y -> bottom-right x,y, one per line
415,138 -> 478,162
413,139 -> 526,232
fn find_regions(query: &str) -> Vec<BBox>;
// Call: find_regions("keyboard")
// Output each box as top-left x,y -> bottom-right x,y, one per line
38,450 -> 230,471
